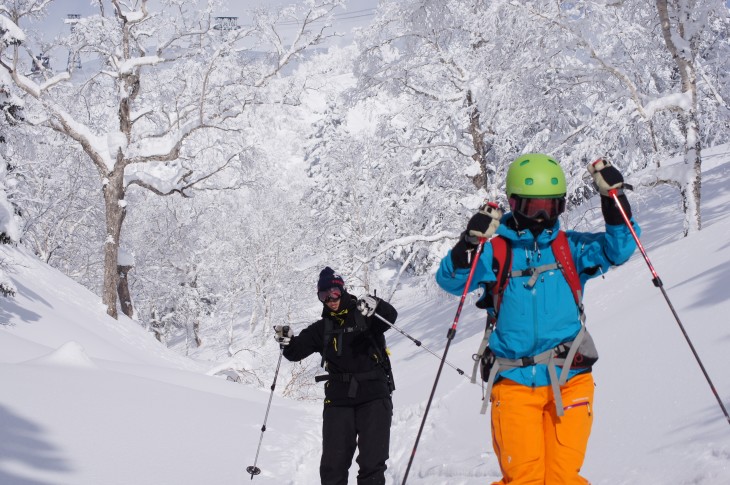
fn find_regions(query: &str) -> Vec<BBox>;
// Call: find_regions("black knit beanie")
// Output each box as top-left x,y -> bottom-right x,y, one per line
317,267 -> 345,292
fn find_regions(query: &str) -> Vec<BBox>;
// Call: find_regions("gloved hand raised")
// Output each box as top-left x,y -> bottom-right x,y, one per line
451,202 -> 503,269
587,159 -> 633,225
273,325 -> 293,346
357,295 -> 378,317
587,159 -> 625,196
464,202 -> 503,245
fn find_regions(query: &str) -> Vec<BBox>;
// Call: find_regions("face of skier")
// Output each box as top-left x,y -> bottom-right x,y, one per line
325,297 -> 341,311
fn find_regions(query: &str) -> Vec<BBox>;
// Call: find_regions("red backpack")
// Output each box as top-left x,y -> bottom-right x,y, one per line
480,231 -> 583,316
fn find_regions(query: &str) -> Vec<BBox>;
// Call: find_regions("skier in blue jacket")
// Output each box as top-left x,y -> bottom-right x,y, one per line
436,154 -> 639,484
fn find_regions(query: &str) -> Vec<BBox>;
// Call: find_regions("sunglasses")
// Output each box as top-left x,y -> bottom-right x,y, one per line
318,287 -> 342,303
509,195 -> 565,220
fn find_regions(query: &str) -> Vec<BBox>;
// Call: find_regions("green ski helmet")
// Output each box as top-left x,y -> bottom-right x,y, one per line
505,153 -> 567,198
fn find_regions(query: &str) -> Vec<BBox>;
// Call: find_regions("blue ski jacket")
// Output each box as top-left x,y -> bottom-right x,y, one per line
436,215 -> 640,388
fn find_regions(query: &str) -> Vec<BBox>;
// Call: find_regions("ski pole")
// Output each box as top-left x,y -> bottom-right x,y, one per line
246,332 -> 288,479
372,312 -> 470,380
609,189 -> 730,427
401,238 -> 486,484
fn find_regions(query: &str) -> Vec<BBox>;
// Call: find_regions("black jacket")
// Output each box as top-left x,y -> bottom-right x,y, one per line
283,292 -> 398,406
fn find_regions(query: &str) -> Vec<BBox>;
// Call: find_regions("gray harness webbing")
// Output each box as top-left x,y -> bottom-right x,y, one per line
472,260 -> 587,417
476,325 -> 587,416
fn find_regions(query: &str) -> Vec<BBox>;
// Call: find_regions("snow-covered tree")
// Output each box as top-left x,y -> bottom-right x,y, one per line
347,0 -> 729,245
513,0 -> 728,234
0,148 -> 19,297
0,0 -> 342,318
0,13 -> 26,298
653,0 -> 727,234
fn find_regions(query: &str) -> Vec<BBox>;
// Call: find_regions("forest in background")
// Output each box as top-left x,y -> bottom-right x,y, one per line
1,0 -> 728,396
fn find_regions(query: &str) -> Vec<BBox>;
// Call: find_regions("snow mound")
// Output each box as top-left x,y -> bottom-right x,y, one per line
26,341 -> 97,368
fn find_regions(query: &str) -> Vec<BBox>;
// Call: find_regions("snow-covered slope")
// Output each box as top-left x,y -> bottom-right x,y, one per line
1,149 -> 729,484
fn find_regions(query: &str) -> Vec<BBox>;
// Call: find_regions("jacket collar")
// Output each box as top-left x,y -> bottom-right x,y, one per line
496,213 -> 561,247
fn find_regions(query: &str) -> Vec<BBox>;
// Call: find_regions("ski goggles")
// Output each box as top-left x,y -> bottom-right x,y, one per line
509,195 -> 566,220
318,287 -> 342,303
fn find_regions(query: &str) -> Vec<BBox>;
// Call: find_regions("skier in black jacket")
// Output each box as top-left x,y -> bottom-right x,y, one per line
274,266 -> 397,485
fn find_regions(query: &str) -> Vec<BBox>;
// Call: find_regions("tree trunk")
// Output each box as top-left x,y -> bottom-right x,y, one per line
150,308 -> 164,342
117,264 -> 134,318
101,169 -> 127,318
656,0 -> 702,234
682,110 -> 702,234
193,320 -> 202,347
466,90 -> 493,191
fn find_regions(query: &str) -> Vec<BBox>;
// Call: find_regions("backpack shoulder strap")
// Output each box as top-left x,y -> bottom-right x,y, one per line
552,231 -> 583,311
490,236 -> 513,316
471,236 -> 510,384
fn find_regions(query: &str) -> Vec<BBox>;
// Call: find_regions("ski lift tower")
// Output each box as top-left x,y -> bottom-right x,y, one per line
29,54 -> 51,77
213,17 -> 241,32
65,14 -> 81,71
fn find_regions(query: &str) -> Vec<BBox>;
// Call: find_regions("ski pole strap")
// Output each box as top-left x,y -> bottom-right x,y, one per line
471,317 -> 495,384
314,370 -> 382,398
481,360 -> 500,414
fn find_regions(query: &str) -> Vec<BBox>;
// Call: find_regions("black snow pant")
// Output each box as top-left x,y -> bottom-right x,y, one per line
320,397 -> 392,485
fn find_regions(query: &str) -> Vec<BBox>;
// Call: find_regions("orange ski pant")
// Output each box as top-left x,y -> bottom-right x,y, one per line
489,372 -> 594,485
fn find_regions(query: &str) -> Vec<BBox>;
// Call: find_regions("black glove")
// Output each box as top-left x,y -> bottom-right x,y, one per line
451,202 -> 502,269
357,295 -> 378,317
273,325 -> 293,346
600,193 -> 632,225
588,159 -> 632,225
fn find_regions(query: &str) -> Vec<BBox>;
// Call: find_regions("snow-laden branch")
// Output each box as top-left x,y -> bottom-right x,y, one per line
112,0 -> 148,24
125,121 -> 203,163
39,72 -> 71,91
112,55 -> 162,75
0,65 -> 39,97
643,91 -> 692,118
368,231 -> 459,262
49,107 -> 115,173
124,161 -> 192,196
514,3 -> 652,121
125,153 -> 239,196
254,1 -> 340,87
0,14 -> 25,44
